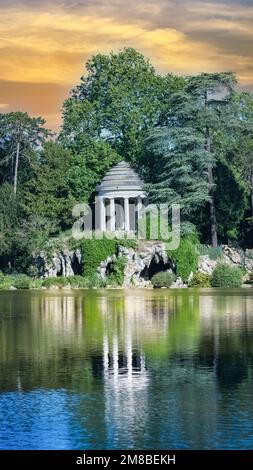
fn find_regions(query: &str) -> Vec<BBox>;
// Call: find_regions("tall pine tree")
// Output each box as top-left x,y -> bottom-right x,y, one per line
147,72 -> 238,246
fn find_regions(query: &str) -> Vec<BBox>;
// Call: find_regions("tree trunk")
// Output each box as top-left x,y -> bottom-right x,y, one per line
205,127 -> 218,247
251,167 -> 253,217
208,166 -> 218,247
13,141 -> 20,195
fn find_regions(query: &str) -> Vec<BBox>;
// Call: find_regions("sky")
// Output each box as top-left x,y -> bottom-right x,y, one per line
0,0 -> 252,130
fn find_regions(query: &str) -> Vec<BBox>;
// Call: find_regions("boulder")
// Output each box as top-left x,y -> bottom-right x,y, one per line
34,248 -> 82,278
171,277 -> 187,288
198,255 -> 218,275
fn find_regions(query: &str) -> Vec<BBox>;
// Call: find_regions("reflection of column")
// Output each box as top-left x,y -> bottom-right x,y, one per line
109,198 -> 116,231
99,197 -> 105,231
113,336 -> 119,386
124,197 -> 130,231
103,335 -> 109,373
126,333 -> 133,383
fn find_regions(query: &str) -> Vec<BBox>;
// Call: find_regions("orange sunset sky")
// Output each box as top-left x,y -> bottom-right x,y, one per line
0,0 -> 252,130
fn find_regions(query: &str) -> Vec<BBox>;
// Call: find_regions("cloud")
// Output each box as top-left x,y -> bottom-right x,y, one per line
0,80 -> 69,130
0,0 -> 252,129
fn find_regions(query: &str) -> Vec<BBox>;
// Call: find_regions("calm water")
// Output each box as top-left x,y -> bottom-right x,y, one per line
0,288 -> 253,450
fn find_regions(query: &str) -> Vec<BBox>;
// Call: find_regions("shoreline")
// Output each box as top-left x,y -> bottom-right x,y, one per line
0,285 -> 252,292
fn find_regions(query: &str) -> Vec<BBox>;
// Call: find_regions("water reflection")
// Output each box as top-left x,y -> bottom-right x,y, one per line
0,289 -> 253,449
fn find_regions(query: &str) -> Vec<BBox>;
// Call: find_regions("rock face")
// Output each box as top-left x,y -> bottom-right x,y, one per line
34,239 -> 253,288
34,248 -> 82,278
198,255 -> 218,275
97,241 -> 174,288
198,245 -> 253,275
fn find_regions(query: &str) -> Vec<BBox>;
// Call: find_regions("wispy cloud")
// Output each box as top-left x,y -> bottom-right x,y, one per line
0,0 -> 252,129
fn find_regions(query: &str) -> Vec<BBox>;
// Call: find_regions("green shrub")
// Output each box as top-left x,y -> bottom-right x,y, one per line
151,271 -> 174,288
81,239 -> 118,277
42,277 -> 70,288
106,256 -> 127,286
211,263 -> 243,288
27,265 -> 40,278
188,272 -> 211,287
84,273 -> 106,288
81,237 -> 137,278
67,276 -> 89,288
0,274 -> 13,290
12,274 -> 31,289
171,235 -> 199,283
119,238 -> 138,250
29,278 -> 43,288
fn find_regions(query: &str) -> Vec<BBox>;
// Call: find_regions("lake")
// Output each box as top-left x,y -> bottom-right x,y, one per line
0,288 -> 253,450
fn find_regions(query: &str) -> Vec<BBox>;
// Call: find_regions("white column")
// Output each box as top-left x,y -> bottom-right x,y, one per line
109,197 -> 116,231
124,197 -> 130,231
136,196 -> 142,231
99,197 -> 105,231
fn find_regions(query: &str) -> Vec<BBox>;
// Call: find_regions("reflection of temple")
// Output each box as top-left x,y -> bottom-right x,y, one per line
98,292 -> 170,342
2,289 -> 253,448
102,332 -> 149,446
103,334 -> 147,385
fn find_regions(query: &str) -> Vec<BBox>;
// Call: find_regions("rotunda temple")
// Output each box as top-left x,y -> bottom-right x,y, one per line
96,161 -> 146,232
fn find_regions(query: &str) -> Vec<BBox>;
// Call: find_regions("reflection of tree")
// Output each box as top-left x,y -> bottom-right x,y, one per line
198,292 -> 253,389
216,354 -> 248,389
1,289 -> 253,448
2,290 -> 253,392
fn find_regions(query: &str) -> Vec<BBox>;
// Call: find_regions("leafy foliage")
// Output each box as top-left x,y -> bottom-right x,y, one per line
211,263 -> 243,288
151,271 -> 174,288
146,72 -> 247,247
188,272 -> 211,287
81,237 -> 137,278
106,256 -> 127,286
0,112 -> 50,194
12,274 -> 31,289
61,48 -> 185,163
81,239 -> 118,277
0,49 -> 253,276
42,277 -> 70,288
171,235 -> 199,282
198,244 -> 223,260
0,273 -> 31,290
146,127 -> 212,215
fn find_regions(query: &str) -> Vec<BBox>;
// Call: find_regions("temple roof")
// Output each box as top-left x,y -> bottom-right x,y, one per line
96,161 -> 144,193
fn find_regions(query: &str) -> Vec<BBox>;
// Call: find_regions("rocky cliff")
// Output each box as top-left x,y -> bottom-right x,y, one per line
34,241 -> 253,287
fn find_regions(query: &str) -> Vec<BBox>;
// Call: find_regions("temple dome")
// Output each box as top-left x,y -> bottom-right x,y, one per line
96,161 -> 144,193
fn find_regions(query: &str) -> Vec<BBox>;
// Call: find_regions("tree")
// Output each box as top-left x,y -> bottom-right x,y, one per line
183,73 -> 238,246
147,72 -> 238,246
0,112 -> 50,194
146,127 -> 212,217
0,183 -> 18,259
24,141 -> 120,230
24,142 -> 78,229
232,92 -> 253,216
60,48 -> 185,164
